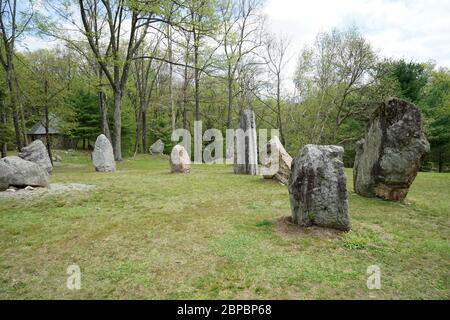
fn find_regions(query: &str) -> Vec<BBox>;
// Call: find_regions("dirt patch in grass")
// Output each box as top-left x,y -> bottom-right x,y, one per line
275,216 -> 345,239
0,183 -> 95,199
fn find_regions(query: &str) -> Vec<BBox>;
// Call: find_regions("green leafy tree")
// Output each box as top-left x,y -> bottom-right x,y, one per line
421,68 -> 450,172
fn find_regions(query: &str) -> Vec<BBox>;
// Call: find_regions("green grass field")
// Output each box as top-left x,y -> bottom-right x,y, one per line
0,151 -> 449,299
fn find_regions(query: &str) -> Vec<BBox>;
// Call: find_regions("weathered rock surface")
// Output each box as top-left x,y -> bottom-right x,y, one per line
261,136 -> 292,185
234,109 -> 258,175
170,145 -> 191,173
150,139 -> 165,155
0,156 -> 49,191
52,155 -> 62,162
288,144 -> 350,231
353,98 -> 430,201
19,139 -> 53,173
92,134 -> 116,172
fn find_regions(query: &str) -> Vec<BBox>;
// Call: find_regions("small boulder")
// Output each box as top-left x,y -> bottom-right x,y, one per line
261,136 -> 292,185
353,98 -> 430,201
52,155 -> 62,162
92,134 -> 116,172
0,156 -> 49,190
288,144 -> 350,231
150,139 -> 165,155
19,140 -> 53,173
170,145 -> 190,173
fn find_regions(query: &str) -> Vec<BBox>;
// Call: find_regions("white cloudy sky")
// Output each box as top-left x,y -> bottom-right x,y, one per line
20,0 -> 450,92
263,0 -> 450,91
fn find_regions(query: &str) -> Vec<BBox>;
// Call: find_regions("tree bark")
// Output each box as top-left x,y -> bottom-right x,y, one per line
44,80 -> 53,165
438,146 -> 444,173
112,89 -> 122,161
19,104 -> 28,145
193,30 -> 200,122
168,25 -> 176,131
226,67 -> 233,128
7,67 -> 21,151
142,109 -> 147,152
276,74 -> 285,145
1,108 -> 7,157
98,68 -> 111,141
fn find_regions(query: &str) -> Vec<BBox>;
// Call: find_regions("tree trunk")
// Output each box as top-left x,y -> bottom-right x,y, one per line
182,54 -> 189,130
98,68 -> 111,141
133,102 -> 143,157
44,80 -> 53,166
1,108 -> 7,157
276,75 -> 285,145
168,25 -> 176,131
226,68 -> 233,128
7,66 -> 21,151
194,35 -> 200,122
438,146 -> 444,173
44,105 -> 53,166
112,89 -> 122,161
19,104 -> 28,145
142,109 -> 147,153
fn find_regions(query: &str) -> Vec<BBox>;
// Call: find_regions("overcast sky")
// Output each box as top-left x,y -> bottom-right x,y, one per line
263,0 -> 450,92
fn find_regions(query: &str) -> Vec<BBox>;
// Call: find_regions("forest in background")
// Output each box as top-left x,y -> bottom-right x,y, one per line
0,0 -> 448,171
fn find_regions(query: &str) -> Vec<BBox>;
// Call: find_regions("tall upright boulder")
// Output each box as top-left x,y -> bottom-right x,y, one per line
92,134 -> 116,172
0,156 -> 49,191
234,109 -> 258,175
288,145 -> 350,231
353,98 -> 430,201
170,145 -> 191,173
261,136 -> 292,185
19,140 -> 53,173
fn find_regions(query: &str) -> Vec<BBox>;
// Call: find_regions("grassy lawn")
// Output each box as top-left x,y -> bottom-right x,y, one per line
0,151 -> 449,299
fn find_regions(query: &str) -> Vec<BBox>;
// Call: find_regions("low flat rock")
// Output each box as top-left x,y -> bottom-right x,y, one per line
0,183 -> 95,199
0,156 -> 49,191
288,144 -> 350,231
92,134 -> 116,172
19,139 -> 53,173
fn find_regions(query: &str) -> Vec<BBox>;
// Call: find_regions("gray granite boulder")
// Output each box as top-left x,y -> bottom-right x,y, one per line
288,144 -> 350,231
261,136 -> 292,185
234,109 -> 258,175
150,139 -> 164,155
353,98 -> 430,201
19,140 -> 52,173
92,134 -> 116,172
0,156 -> 49,191
170,145 -> 190,173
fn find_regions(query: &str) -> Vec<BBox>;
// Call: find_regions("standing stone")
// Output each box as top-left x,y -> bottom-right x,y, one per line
353,98 -> 430,201
92,134 -> 116,172
234,109 -> 258,175
19,139 -> 53,173
150,139 -> 165,155
170,145 -> 191,173
288,145 -> 350,231
261,136 -> 293,185
0,156 -> 49,190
